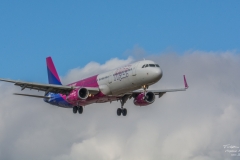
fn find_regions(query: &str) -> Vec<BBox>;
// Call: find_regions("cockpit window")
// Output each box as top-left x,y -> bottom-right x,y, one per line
149,64 -> 155,67
143,64 -> 160,68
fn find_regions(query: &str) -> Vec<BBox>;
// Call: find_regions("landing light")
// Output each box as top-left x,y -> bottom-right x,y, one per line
142,85 -> 148,90
89,94 -> 94,98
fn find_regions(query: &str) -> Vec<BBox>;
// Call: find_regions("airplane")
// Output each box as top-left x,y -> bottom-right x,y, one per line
0,57 -> 188,116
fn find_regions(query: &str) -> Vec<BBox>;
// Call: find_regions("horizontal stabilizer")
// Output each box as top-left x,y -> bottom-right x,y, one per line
14,93 -> 50,99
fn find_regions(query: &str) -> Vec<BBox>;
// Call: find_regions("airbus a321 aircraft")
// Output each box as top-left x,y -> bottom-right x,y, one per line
0,57 -> 188,116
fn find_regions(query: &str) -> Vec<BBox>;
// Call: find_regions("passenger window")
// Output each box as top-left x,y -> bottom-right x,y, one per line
149,64 -> 155,67
156,64 -> 160,67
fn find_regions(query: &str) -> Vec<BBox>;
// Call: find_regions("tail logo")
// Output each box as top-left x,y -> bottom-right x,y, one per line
46,57 -> 62,85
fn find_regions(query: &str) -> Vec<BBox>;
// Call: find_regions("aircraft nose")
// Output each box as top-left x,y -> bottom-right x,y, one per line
153,67 -> 162,81
150,68 -> 162,82
157,68 -> 163,79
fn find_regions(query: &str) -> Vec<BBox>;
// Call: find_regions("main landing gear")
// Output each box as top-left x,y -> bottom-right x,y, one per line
117,95 -> 129,116
73,106 -> 83,114
117,108 -> 127,116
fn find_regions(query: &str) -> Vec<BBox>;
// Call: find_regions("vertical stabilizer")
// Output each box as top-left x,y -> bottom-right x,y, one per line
46,57 -> 62,85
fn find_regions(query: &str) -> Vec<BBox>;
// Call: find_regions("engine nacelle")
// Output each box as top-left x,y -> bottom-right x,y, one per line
134,92 -> 155,106
66,88 -> 89,102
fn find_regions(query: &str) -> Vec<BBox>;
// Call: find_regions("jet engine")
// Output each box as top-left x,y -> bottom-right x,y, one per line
66,88 -> 89,102
134,92 -> 155,106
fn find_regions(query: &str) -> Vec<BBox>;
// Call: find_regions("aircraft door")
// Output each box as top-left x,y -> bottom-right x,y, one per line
132,62 -> 138,76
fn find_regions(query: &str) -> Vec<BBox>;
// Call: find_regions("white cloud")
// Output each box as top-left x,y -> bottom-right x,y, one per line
61,57 -> 134,84
0,49 -> 240,160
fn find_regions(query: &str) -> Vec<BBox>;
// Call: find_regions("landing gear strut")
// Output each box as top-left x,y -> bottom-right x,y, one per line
73,106 -> 83,114
117,95 -> 129,116
142,85 -> 148,96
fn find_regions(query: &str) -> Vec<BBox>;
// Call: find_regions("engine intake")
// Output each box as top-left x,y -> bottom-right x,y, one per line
134,92 -> 155,106
66,88 -> 89,102
78,88 -> 89,99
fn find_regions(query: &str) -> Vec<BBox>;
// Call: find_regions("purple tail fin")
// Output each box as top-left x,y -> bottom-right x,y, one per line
46,57 -> 62,85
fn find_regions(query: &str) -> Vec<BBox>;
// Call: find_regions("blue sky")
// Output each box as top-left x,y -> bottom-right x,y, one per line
0,1 -> 240,82
1,2 -> 240,159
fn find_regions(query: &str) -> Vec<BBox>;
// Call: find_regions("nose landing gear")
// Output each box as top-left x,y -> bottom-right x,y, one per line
117,108 -> 127,116
142,85 -> 149,99
117,95 -> 129,116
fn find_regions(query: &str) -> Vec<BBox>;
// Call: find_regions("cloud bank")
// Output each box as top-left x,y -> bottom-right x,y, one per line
0,50 -> 240,160
61,57 -> 133,84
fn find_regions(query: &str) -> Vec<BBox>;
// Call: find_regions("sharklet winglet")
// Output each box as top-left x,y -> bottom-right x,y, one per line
183,75 -> 189,89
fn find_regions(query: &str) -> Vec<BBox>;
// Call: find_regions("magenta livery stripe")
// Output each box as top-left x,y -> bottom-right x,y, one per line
60,75 -> 102,106
68,75 -> 99,87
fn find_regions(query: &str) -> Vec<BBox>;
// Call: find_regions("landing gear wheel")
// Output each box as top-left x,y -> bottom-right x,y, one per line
117,108 -> 122,116
73,106 -> 78,114
78,106 -> 83,114
122,108 -> 127,116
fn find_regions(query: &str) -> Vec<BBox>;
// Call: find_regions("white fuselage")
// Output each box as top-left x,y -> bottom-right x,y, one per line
97,60 -> 162,96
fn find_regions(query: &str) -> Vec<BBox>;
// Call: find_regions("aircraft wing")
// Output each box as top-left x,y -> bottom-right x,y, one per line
131,88 -> 187,98
129,75 -> 189,98
0,78 -> 74,95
